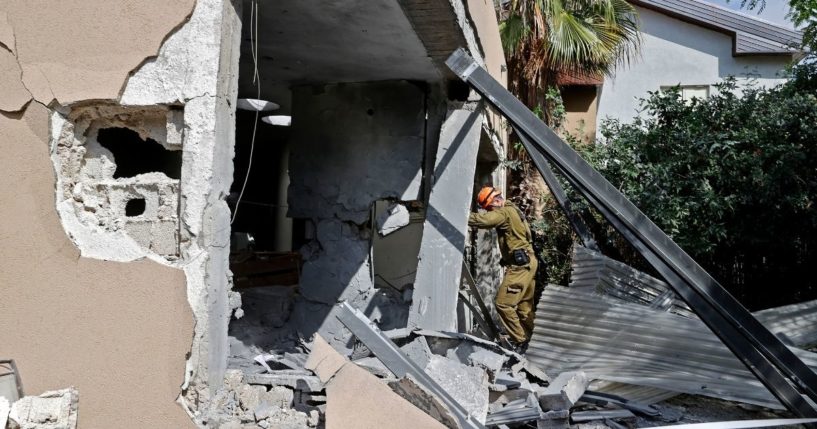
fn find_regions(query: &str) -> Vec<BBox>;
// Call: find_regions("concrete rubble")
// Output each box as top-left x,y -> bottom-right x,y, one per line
4,388 -> 78,429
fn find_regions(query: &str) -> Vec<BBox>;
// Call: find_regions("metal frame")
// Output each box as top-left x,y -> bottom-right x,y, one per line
446,48 -> 817,418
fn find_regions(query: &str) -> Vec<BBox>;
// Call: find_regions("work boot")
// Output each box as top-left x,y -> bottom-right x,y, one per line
508,339 -> 528,355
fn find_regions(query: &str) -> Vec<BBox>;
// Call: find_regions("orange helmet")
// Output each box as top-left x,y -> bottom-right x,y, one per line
476,186 -> 501,209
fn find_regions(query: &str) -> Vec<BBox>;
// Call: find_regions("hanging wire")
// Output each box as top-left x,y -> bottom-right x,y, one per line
231,0 -> 261,225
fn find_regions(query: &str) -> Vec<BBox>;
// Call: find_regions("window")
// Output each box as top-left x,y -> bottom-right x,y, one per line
661,85 -> 710,103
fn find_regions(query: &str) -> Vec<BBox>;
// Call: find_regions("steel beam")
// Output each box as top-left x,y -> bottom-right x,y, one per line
445,48 -> 817,418
335,301 -> 486,429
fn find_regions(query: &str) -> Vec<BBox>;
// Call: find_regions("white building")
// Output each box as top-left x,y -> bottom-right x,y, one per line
561,0 -> 803,140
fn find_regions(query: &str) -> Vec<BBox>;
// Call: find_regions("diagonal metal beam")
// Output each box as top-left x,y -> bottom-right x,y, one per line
445,48 -> 817,418
515,130 -> 599,251
335,301 -> 487,429
461,261 -> 501,340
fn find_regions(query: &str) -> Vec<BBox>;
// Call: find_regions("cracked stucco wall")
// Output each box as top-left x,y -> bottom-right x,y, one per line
0,0 -> 241,427
285,81 -> 426,352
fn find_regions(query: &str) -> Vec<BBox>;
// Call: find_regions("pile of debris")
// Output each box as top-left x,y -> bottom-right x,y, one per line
208,300 -> 694,429
204,241 -> 817,429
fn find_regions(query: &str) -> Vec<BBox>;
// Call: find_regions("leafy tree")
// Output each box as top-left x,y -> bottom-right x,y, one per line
562,63 -> 817,309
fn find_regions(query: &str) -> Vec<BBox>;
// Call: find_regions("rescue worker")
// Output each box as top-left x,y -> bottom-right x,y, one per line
469,186 -> 537,350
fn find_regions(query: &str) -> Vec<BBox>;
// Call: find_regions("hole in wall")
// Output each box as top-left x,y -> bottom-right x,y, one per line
366,108 -> 375,116
97,127 -> 182,179
447,80 -> 470,101
125,198 -> 146,217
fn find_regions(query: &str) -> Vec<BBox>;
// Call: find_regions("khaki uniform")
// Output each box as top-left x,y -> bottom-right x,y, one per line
469,202 -> 537,343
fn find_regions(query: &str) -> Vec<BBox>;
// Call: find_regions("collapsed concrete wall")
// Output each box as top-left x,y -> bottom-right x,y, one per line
286,81 -> 427,352
0,104 -> 196,428
0,0 -> 243,427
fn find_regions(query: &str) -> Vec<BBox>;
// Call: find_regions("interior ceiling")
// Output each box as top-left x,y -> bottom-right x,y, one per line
238,0 -> 443,114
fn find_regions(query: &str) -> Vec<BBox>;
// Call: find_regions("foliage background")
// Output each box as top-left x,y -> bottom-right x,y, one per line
532,63 -> 817,310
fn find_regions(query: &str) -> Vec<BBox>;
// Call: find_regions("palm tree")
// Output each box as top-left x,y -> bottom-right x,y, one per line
499,0 -> 641,111
496,0 -> 641,285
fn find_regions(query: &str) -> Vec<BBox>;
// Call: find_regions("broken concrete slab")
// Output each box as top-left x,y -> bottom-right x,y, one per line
327,362 -> 448,429
537,371 -> 589,411
304,335 -> 348,384
402,336 -> 434,368
238,384 -> 294,412
307,334 -> 448,429
425,355 -> 490,423
388,374 -> 461,429
445,341 -> 508,381
334,302 -> 487,429
409,106 -> 484,331
377,202 -> 411,236
8,387 -> 78,429
244,372 -> 324,393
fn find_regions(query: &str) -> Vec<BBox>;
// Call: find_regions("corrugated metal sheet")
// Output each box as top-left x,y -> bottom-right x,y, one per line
756,299 -> 817,348
570,246 -> 694,318
526,286 -> 817,409
571,246 -> 817,348
629,0 -> 802,55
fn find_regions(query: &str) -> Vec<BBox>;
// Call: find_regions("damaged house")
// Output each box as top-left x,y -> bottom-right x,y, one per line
4,0 -> 817,429
1,0 -> 511,427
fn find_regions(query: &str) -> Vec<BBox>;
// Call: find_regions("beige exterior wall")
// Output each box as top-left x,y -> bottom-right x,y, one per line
0,105 -> 196,428
561,85 -> 599,144
0,1 -> 204,427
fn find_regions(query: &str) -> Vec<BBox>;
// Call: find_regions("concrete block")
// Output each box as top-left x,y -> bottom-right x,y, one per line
537,371 -> 588,411
377,202 -> 410,236
150,219 -> 179,255
425,355 -> 490,423
446,341 -> 508,380
237,385 -> 267,412
401,336 -> 433,368
8,388 -> 78,429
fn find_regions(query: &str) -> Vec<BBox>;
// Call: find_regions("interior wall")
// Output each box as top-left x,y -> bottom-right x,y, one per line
285,80 -> 427,352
